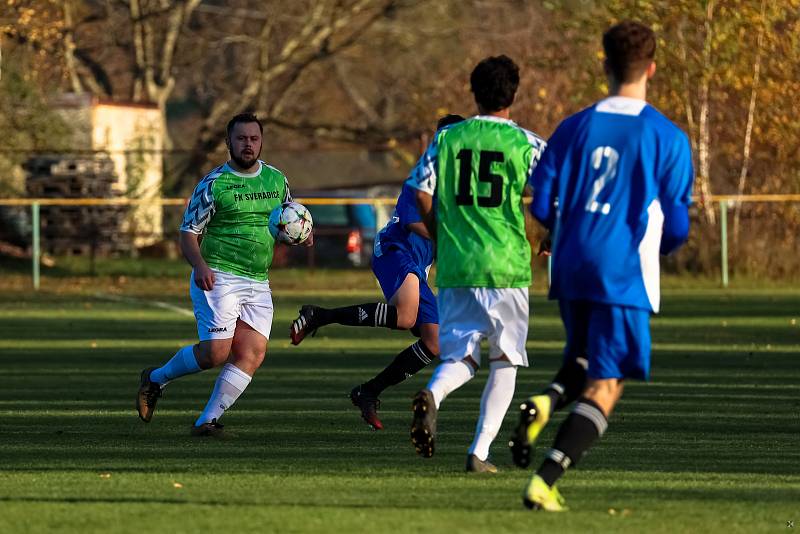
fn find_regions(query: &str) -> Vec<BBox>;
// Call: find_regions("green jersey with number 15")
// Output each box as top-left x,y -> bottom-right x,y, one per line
407,116 -> 546,288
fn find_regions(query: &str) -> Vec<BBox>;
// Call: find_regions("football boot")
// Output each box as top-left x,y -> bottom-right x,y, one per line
190,419 -> 225,437
136,367 -> 162,423
290,305 -> 321,345
509,394 -> 551,468
465,454 -> 498,473
522,474 -> 568,512
410,389 -> 437,458
349,385 -> 383,430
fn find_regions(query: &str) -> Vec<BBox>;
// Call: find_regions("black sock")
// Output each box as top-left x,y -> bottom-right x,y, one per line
363,340 -> 435,396
542,356 -> 588,414
536,397 -> 608,487
317,303 -> 398,329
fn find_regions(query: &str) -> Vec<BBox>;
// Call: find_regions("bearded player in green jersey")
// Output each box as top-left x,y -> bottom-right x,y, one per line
136,113 -> 298,436
407,56 -> 546,472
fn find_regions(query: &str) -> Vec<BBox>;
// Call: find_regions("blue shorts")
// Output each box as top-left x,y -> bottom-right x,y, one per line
372,247 -> 438,329
559,300 -> 651,380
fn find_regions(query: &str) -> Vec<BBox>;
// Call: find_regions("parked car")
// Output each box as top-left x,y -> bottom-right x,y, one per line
272,194 -> 378,268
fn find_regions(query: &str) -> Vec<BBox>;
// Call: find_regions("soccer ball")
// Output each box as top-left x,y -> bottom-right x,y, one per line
269,202 -> 313,245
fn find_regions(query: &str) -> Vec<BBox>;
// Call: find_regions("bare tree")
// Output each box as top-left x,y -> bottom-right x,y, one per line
732,0 -> 767,243
696,0 -> 716,225
179,0 -> 404,180
127,0 -> 201,149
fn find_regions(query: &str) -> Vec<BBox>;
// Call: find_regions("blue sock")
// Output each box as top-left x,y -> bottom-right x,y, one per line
150,345 -> 201,386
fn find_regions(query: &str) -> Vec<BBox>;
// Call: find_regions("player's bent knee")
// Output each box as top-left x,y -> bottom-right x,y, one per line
583,379 -> 623,416
195,352 -> 224,369
392,292 -> 420,330
231,344 -> 266,363
209,351 -> 231,368
396,314 -> 417,330
422,336 -> 439,356
195,342 -> 232,369
251,351 -> 267,366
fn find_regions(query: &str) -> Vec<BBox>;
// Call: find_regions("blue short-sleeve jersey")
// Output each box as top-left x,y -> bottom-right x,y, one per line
530,96 -> 694,313
374,183 -> 434,276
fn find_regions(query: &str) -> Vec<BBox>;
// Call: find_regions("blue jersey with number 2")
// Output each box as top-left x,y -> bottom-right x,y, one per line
530,96 -> 694,313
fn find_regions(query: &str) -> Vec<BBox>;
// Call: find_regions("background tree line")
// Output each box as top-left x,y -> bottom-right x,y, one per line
1,0 -> 798,277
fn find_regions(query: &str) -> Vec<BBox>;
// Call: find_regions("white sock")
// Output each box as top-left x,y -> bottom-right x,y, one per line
195,364 -> 252,426
150,345 -> 201,386
427,360 -> 475,409
468,360 -> 517,461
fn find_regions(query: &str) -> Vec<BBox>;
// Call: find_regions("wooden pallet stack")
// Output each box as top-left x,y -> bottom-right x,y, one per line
25,155 -> 133,256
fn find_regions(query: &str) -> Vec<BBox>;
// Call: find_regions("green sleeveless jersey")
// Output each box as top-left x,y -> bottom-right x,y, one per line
408,116 -> 546,288
180,161 -> 291,281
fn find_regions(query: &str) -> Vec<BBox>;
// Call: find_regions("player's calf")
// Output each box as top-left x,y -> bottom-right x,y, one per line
535,397 -> 608,489
363,340 -> 434,395
547,356 -> 588,411
194,363 -> 252,430
350,340 -> 435,431
137,346 -> 203,422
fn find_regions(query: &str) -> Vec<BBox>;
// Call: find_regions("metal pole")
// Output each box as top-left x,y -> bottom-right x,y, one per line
720,200 -> 728,288
547,255 -> 552,288
32,202 -> 40,290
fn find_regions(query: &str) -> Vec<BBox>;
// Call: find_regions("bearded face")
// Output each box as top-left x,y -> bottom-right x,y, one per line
227,121 -> 263,171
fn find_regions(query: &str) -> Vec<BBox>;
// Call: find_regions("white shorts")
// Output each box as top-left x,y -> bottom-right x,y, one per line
438,287 -> 529,367
190,269 -> 274,341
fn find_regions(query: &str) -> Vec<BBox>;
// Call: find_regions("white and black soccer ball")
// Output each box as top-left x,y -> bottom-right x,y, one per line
268,201 -> 313,245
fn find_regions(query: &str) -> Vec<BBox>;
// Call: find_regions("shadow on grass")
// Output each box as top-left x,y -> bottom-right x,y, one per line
1,289 -> 798,511
1,478 -> 798,509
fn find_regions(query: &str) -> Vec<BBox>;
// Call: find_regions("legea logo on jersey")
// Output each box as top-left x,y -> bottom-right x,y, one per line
226,184 -> 246,190
233,190 -> 280,202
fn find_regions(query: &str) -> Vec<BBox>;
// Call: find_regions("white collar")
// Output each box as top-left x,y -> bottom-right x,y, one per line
224,160 -> 263,177
595,96 -> 647,116
470,114 -> 517,125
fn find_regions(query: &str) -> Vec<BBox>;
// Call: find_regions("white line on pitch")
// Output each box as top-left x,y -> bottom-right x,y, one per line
93,292 -> 194,318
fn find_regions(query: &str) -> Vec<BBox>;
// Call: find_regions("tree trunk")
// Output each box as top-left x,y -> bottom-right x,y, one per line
62,0 -> 83,93
733,0 -> 766,244
696,0 -> 716,225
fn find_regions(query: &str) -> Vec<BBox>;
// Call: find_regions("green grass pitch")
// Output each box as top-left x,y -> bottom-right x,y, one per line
0,273 -> 798,533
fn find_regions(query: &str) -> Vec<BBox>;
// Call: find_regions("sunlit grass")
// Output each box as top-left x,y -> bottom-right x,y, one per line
0,278 -> 797,533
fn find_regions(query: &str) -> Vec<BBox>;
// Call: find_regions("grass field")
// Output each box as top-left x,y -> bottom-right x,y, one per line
1,271 -> 798,533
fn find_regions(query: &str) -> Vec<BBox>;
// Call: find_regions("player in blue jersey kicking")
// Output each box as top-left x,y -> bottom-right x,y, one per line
509,21 -> 694,511
290,115 -> 465,430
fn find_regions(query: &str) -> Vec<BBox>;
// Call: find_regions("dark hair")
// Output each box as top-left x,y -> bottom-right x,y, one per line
470,55 -> 519,112
226,112 -> 263,139
602,21 -> 656,83
436,114 -> 465,130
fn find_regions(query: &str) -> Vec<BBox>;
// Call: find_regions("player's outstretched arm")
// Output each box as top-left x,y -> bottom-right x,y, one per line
180,231 -> 215,290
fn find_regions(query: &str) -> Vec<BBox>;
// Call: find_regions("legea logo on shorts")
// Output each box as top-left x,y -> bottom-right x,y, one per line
208,327 -> 228,333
